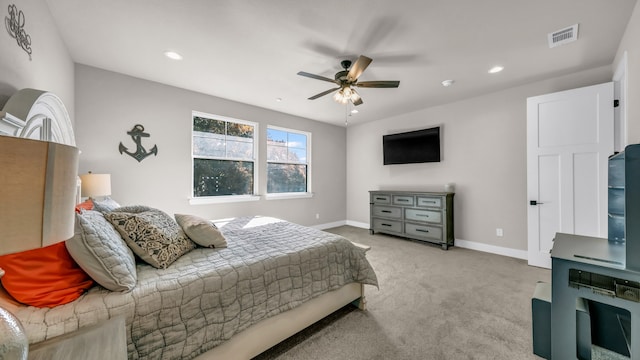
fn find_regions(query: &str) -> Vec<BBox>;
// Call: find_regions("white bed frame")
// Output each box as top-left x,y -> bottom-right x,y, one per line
2,89 -> 371,360
197,283 -> 365,359
19,284 -> 365,360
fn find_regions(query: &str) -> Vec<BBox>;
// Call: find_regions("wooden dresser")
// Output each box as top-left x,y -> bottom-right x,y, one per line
369,190 -> 454,249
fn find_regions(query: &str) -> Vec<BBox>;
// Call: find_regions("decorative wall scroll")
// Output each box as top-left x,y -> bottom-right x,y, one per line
5,4 -> 32,60
119,124 -> 158,162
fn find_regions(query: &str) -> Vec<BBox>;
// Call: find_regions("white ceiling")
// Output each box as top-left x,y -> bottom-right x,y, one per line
46,0 -> 637,127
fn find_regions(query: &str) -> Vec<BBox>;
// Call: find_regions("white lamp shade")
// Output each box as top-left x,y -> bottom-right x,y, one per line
80,173 -> 111,198
0,136 -> 79,256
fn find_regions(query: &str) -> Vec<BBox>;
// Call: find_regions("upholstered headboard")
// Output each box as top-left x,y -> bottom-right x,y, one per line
0,88 -> 75,145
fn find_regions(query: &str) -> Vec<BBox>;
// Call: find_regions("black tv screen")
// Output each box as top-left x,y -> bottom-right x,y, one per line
383,127 -> 440,165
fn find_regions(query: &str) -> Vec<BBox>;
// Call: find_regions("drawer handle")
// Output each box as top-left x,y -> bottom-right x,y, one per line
416,229 -> 429,233
381,210 -> 392,213
381,223 -> 392,227
423,201 -> 436,204
397,199 -> 409,202
375,197 -> 386,200
417,214 -> 429,217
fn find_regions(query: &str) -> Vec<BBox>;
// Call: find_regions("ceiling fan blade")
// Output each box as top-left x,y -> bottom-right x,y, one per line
356,80 -> 400,88
308,87 -> 340,100
297,71 -> 338,84
347,55 -> 373,82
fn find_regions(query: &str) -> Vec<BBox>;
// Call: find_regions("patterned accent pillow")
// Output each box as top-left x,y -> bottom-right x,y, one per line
175,214 -> 228,248
65,210 -> 137,292
105,207 -> 195,269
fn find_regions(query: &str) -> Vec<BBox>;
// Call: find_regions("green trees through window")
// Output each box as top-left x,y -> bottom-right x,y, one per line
267,127 -> 309,194
192,114 -> 256,197
192,112 -> 310,198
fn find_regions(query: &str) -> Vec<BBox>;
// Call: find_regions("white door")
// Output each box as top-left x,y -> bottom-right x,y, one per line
527,82 -> 614,268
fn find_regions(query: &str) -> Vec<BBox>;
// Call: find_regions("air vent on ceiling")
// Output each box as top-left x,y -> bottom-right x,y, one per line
548,24 -> 579,48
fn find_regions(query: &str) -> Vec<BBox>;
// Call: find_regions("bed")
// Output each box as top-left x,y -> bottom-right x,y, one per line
0,89 -> 379,359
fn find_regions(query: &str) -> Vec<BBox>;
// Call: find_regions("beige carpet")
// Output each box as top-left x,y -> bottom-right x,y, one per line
254,226 -> 550,359
255,226 -> 629,360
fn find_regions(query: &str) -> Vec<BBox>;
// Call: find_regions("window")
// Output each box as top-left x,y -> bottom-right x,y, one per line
267,126 -> 310,195
192,112 -> 257,199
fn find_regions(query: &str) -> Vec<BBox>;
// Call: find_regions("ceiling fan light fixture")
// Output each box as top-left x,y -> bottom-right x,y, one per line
349,89 -> 361,103
333,88 -> 352,104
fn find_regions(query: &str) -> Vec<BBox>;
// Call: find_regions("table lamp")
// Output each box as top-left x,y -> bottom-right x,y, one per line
0,135 -> 80,359
79,172 -> 111,200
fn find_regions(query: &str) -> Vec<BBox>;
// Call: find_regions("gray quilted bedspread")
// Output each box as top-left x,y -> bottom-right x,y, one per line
12,217 -> 378,359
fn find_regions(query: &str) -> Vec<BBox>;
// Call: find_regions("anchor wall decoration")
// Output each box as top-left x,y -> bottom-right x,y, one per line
119,124 -> 158,162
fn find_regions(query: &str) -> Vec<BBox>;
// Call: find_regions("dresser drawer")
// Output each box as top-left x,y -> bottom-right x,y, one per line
373,218 -> 402,233
393,195 -> 414,206
417,196 -> 442,208
371,194 -> 391,204
405,223 -> 442,240
405,208 -> 442,223
372,205 -> 401,219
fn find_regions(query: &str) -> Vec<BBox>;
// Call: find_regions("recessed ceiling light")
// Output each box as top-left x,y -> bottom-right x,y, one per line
164,51 -> 183,60
276,98 -> 282,102
351,109 -> 359,114
488,66 -> 504,74
441,80 -> 455,87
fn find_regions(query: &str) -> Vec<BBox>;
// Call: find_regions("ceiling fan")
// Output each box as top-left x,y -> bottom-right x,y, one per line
297,55 -> 400,106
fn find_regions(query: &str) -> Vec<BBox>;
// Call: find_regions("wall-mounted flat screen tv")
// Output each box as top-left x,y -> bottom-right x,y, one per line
383,126 -> 440,165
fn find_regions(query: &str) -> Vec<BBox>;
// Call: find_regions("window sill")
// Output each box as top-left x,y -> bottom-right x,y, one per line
189,195 -> 260,205
265,192 -> 314,200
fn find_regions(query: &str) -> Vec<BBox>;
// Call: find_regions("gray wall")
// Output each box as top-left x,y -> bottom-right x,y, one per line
0,0 -> 74,120
345,66 -> 613,253
74,65 -> 347,226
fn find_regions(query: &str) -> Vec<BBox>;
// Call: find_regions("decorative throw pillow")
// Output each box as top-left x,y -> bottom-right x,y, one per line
92,197 -> 121,213
0,242 -> 94,307
175,214 -> 228,248
105,207 -> 195,269
65,210 -> 137,292
75,199 -> 94,213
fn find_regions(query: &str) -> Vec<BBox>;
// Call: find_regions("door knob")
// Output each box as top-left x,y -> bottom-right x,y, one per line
530,200 -> 544,206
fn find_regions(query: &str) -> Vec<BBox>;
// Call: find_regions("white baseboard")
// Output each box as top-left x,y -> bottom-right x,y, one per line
312,220 -> 347,230
454,238 -> 527,260
340,220 -> 527,260
345,220 -> 369,229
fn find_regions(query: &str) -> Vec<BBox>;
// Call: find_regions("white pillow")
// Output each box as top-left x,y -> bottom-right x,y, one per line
65,210 -> 137,292
175,214 -> 228,248
91,197 -> 121,213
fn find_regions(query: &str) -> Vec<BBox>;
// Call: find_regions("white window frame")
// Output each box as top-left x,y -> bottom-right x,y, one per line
265,125 -> 312,200
189,111 -> 259,205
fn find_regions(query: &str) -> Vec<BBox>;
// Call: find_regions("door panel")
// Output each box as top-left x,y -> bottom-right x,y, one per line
538,155 -> 560,254
527,82 -> 613,268
538,98 -> 598,147
573,152 -> 600,236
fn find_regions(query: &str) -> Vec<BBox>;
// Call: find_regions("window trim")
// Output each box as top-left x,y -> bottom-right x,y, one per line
266,125 -> 311,198
191,111 -> 259,203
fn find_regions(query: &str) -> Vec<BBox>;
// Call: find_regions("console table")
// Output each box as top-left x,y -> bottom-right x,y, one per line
369,190 -> 454,249
551,233 -> 640,359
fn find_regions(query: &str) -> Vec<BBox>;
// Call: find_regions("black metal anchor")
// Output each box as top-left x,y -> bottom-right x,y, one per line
119,124 -> 158,162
